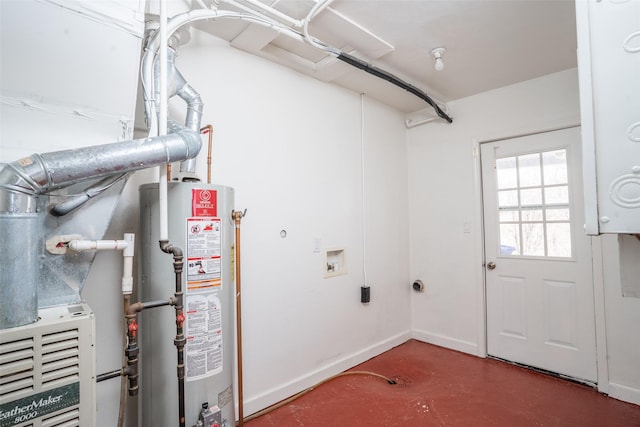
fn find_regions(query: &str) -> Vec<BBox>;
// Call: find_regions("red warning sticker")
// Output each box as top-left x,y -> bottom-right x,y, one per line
192,189 -> 217,217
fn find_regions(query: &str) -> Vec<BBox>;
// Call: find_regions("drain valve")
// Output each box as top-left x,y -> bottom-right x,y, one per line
412,280 -> 425,292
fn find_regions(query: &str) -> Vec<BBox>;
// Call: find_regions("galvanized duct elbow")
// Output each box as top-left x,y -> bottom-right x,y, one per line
152,45 -> 203,175
176,83 -> 203,175
177,83 -> 203,132
170,52 -> 203,132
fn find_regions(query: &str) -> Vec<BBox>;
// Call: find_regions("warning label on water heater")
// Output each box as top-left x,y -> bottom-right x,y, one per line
185,292 -> 223,380
192,189 -> 217,217
186,217 -> 222,292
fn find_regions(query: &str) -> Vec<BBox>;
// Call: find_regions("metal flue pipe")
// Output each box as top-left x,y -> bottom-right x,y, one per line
0,129 -> 201,199
0,123 -> 201,330
150,40 -> 203,176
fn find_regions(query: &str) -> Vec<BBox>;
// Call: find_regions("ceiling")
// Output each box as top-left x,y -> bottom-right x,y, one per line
194,0 -> 578,116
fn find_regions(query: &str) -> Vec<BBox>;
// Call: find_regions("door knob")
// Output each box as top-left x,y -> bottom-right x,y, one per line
487,262 -> 496,270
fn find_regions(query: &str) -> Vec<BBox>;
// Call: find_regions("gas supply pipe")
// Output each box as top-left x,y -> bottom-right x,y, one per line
232,209 -> 246,426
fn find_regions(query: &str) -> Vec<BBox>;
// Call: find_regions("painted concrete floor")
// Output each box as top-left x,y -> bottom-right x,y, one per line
245,339 -> 640,426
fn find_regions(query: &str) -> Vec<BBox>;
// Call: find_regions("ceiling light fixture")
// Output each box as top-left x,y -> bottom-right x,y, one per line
431,47 -> 446,71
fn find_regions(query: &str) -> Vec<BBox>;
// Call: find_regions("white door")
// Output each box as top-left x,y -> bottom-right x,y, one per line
481,127 -> 597,383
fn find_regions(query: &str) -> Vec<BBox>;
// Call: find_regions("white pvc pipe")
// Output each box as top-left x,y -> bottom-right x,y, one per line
66,234 -> 135,294
159,0 -> 169,242
68,240 -> 130,251
404,101 -> 450,129
218,0 -> 283,27
307,0 -> 335,21
144,10 -> 302,55
232,0 -> 302,28
302,0 -> 328,50
323,7 -> 394,53
360,93 -> 368,287
122,233 -> 135,295
404,117 -> 439,128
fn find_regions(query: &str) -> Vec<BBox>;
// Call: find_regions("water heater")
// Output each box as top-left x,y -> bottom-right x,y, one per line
139,182 -> 235,427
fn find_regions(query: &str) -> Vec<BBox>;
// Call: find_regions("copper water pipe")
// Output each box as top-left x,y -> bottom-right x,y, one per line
232,209 -> 246,427
200,125 -> 213,184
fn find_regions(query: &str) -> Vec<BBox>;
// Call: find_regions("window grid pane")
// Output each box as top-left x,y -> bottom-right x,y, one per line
497,157 -> 518,189
496,148 -> 571,258
543,150 -> 568,185
518,153 -> 542,187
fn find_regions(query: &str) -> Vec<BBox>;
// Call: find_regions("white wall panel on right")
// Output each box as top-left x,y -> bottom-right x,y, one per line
576,0 -> 640,234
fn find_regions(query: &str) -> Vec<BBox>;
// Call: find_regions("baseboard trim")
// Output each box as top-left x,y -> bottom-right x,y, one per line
244,330 -> 412,416
411,329 -> 479,356
608,382 -> 640,406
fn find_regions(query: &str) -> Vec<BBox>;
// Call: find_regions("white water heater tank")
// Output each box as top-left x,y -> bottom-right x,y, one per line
139,182 -> 235,427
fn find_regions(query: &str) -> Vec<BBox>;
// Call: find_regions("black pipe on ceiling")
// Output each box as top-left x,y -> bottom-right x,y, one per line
336,51 -> 453,123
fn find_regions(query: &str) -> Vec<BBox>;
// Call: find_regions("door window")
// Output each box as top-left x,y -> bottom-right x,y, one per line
496,149 -> 572,257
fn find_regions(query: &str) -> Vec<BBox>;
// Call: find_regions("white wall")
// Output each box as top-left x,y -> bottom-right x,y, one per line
407,69 -> 583,355
168,31 -> 412,415
0,0 -> 143,158
599,235 -> 640,404
407,68 -> 640,405
82,29 -> 412,423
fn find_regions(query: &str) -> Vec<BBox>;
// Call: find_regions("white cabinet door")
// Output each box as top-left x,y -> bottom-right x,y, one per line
576,0 -> 640,234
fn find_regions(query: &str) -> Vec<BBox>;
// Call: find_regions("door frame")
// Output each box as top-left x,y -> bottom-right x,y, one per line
470,118 -> 609,393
